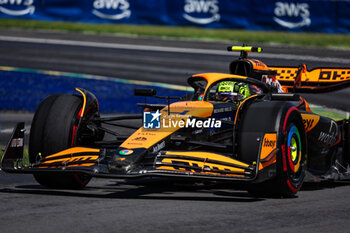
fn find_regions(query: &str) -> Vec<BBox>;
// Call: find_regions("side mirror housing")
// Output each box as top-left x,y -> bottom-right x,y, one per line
134,88 -> 157,97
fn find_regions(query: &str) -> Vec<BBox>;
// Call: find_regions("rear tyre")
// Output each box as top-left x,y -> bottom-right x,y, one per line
278,109 -> 306,195
29,94 -> 91,189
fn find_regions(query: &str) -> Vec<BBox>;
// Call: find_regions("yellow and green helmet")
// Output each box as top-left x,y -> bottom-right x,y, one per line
216,81 -> 251,102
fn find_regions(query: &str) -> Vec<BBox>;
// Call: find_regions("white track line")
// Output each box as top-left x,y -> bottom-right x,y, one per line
0,35 -> 349,64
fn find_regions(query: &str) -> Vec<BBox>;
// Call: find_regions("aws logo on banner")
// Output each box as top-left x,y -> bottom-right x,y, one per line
183,0 -> 220,25
0,0 -> 35,16
92,0 -> 131,20
273,2 -> 311,29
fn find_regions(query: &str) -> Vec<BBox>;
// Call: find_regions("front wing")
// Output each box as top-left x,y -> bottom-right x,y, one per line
1,123 -> 278,182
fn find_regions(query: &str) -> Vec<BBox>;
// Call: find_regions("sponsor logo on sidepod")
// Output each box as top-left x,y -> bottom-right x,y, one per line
183,0 -> 220,25
92,0 -> 131,20
273,2 -> 311,29
0,0 -> 35,16
318,121 -> 339,146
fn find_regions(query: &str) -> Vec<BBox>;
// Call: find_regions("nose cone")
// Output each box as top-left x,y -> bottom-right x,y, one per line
109,148 -> 148,173
120,101 -> 214,149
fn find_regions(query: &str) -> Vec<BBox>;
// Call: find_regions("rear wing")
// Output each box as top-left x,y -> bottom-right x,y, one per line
270,65 -> 350,93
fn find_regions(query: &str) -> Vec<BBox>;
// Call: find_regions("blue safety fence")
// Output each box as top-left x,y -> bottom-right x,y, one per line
0,0 -> 349,33
0,67 -> 190,113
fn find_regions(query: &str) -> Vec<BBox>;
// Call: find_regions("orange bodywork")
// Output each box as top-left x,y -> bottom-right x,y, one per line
120,101 -> 214,149
157,151 -> 250,177
301,113 -> 321,133
273,67 -> 350,83
38,147 -> 100,168
258,133 -> 277,171
247,59 -> 269,71
271,66 -> 350,91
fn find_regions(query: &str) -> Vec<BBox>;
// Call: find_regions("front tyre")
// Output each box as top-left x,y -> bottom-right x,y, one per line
29,94 -> 92,189
247,106 -> 306,197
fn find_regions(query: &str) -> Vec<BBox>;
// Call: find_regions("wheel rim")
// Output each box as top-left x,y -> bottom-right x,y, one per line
287,125 -> 302,173
290,137 -> 298,162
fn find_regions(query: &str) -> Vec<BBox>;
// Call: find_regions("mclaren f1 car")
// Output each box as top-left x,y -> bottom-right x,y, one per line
2,46 -> 350,196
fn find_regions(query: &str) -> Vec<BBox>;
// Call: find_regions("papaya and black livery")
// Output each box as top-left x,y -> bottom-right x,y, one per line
2,46 -> 350,196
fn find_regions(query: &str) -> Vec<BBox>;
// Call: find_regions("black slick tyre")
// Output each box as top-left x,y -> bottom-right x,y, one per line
29,94 -> 92,189
248,107 -> 306,197
239,101 -> 307,197
276,107 -> 307,196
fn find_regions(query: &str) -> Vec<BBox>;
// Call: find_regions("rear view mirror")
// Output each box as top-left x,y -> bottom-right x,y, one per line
134,88 -> 157,97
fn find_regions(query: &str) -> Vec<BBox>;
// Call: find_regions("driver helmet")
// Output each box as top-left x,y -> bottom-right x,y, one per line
216,81 -> 260,103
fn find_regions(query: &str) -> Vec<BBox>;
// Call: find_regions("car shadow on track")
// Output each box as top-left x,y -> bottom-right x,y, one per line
1,178 -> 349,201
301,180 -> 350,191
0,181 -> 265,203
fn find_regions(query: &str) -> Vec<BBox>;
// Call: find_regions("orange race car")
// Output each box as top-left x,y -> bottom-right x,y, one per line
2,46 -> 350,196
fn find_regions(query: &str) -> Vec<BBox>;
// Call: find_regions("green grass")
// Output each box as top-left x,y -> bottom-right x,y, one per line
1,19 -> 350,48
310,105 -> 349,121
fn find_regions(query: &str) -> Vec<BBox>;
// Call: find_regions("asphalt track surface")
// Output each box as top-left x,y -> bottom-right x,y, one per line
1,28 -> 350,233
